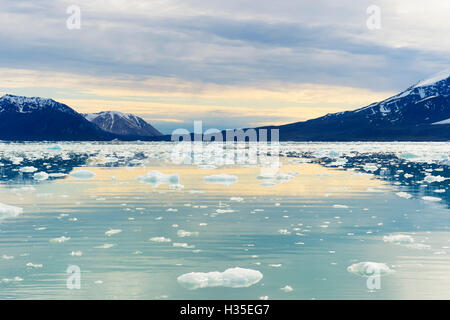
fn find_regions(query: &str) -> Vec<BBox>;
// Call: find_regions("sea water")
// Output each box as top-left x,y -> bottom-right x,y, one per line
0,142 -> 449,299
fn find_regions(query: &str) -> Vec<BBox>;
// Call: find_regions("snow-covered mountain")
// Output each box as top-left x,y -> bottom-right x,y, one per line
0,94 -> 77,115
0,94 -> 112,141
268,69 -> 450,141
83,111 -> 162,137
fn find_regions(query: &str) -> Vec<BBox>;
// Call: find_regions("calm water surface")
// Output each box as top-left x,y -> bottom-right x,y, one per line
0,142 -> 449,299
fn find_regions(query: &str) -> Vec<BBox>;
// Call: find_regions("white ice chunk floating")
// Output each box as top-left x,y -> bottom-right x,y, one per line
203,174 -> 238,186
280,285 -> 293,292
347,262 -> 394,277
0,203 -> 23,220
177,230 -> 199,237
26,262 -> 43,268
19,166 -> 38,173
422,196 -> 442,202
94,244 -> 115,249
150,237 -> 172,242
137,170 -> 179,187
383,234 -> 414,244
33,171 -> 49,181
49,236 -> 70,243
70,170 -> 95,180
177,267 -> 263,290
424,175 -> 447,183
396,192 -> 412,199
105,229 -> 122,236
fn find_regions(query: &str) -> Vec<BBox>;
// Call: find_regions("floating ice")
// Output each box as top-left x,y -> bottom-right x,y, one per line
0,203 -> 23,220
203,174 -> 238,186
177,230 -> 199,237
26,262 -> 43,268
137,170 -> 179,187
150,237 -> 172,242
177,267 -> 263,290
383,234 -> 414,244
46,144 -> 62,151
424,175 -> 447,183
396,192 -> 412,199
105,229 -> 122,236
71,251 -> 83,256
333,204 -> 349,209
70,170 -> 95,180
19,166 -> 38,173
280,285 -> 293,292
95,244 -> 115,249
33,171 -> 49,181
50,236 -> 70,243
48,173 -> 67,178
347,262 -> 394,277
173,243 -> 195,248
422,196 -> 442,202
230,197 -> 244,202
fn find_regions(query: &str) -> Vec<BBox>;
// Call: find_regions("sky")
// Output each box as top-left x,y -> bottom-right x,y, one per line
0,0 -> 449,133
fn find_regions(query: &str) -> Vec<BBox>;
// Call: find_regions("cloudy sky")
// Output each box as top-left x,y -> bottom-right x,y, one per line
0,0 -> 449,133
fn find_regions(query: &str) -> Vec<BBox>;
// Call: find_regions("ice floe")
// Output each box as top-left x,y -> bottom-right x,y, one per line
49,236 -> 70,243
347,262 -> 394,276
150,237 -> 171,242
105,229 -> 122,236
137,170 -> 179,187
0,203 -> 23,220
177,267 -> 263,290
70,170 -> 95,180
33,171 -> 49,181
203,174 -> 238,186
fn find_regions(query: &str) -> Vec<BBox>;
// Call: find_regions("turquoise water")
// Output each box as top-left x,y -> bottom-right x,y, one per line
0,142 -> 449,299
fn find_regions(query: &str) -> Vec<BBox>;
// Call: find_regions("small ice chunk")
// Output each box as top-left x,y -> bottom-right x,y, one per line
150,237 -> 172,243
333,205 -> 348,209
396,192 -> 412,199
70,170 -> 95,180
204,174 -> 238,186
173,243 -> 195,248
422,196 -> 441,202
50,236 -> 70,243
26,262 -> 43,268
177,230 -> 199,237
33,171 -> 49,181
94,244 -> 115,249
280,285 -> 293,292
19,166 -> 38,173
0,203 -> 23,220
177,267 -> 263,290
347,262 -> 394,277
137,170 -> 179,187
383,234 -> 414,244
105,229 -> 122,236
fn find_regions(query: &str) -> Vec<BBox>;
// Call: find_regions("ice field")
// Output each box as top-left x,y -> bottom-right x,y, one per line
0,142 -> 449,299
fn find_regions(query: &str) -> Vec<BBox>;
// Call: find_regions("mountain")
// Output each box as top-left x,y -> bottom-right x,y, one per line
0,94 -> 114,141
83,111 -> 162,137
263,69 -> 450,141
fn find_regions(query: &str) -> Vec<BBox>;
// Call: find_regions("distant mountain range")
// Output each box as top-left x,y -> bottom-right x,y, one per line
260,69 -> 450,141
0,95 -> 163,141
1,69 -> 449,141
84,111 -> 162,137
